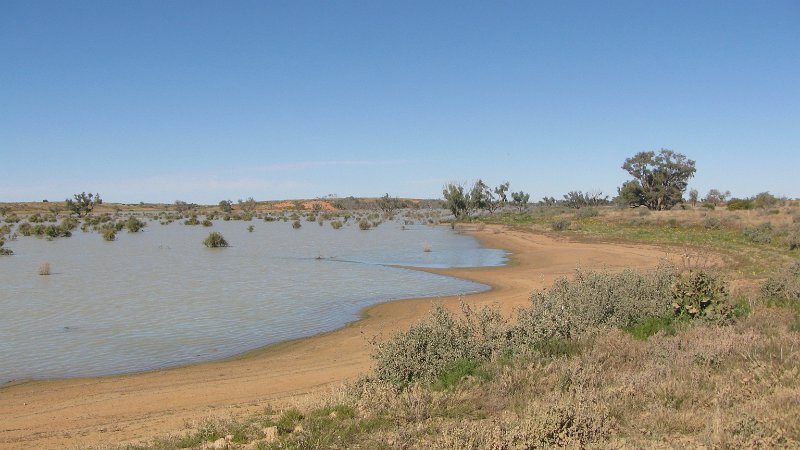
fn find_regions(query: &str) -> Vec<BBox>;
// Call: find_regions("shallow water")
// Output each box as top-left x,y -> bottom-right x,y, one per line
0,218 -> 505,384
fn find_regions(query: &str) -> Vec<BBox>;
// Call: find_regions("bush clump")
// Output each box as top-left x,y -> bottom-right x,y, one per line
670,270 -> 732,322
203,232 -> 229,248
125,217 -> 146,233
372,304 -> 511,385
551,219 -> 571,231
330,220 -> 343,230
358,219 -> 372,230
761,262 -> 800,300
743,223 -> 773,244
515,265 -> 676,343
0,239 -> 12,255
292,220 -> 302,229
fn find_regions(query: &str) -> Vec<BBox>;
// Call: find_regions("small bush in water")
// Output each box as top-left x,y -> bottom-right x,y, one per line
203,232 -> 229,248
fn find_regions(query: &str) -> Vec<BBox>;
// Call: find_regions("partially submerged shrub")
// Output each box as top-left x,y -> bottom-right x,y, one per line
203,231 -> 229,248
358,219 -> 372,230
125,216 -> 146,233
292,220 -> 302,229
38,262 -> 50,276
330,220 -> 343,230
101,227 -> 116,241
0,239 -> 12,255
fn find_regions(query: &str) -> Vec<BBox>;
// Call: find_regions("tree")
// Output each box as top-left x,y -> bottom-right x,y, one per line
704,189 -> 731,206
617,180 -> 647,208
218,200 -> 233,213
377,193 -> 402,214
468,179 -> 490,212
688,189 -> 699,207
442,183 -> 469,218
494,182 -> 510,204
174,200 -> 196,213
511,191 -> 530,212
238,197 -> 257,213
621,149 -> 696,210
65,192 -> 102,217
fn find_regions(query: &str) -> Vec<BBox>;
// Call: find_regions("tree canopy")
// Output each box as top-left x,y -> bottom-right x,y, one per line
620,149 -> 696,210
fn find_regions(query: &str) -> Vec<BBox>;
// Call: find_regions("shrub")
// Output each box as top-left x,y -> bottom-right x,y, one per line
761,262 -> 800,300
670,270 -> 732,322
358,219 -> 372,230
38,262 -> 50,276
101,227 -> 116,241
574,207 -> 599,220
330,220 -> 343,230
785,227 -> 800,250
184,215 -> 200,226
292,220 -> 302,229
0,239 -> 12,255
372,304 -> 511,385
515,265 -> 677,343
17,222 -> 33,236
743,223 -> 773,244
726,198 -> 753,210
125,217 -> 146,233
203,232 -> 229,248
703,217 -> 722,229
247,225 -> 254,232
202,219 -> 213,227
551,219 -> 570,231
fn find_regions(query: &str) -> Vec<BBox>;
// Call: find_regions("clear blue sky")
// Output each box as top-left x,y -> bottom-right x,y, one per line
2,0 -> 798,203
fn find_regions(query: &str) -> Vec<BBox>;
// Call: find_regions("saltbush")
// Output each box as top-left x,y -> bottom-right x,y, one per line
515,265 -> 676,343
372,304 -> 511,385
125,217 -> 146,233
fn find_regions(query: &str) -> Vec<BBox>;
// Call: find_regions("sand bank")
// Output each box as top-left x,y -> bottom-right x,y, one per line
0,225 -> 670,449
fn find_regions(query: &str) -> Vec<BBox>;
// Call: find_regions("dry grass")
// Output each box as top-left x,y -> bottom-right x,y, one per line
38,262 -> 50,276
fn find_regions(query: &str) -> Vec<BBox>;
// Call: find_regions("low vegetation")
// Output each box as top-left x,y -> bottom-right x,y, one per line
203,232 -> 229,248
124,261 -> 799,449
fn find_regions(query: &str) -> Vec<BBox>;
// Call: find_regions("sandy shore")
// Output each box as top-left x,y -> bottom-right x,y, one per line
0,225 -> 671,449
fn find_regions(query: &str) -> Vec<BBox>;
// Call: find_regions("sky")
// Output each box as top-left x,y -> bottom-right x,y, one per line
1,0 -> 798,204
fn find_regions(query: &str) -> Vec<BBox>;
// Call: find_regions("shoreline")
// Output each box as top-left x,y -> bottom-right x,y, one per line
0,225 -> 671,449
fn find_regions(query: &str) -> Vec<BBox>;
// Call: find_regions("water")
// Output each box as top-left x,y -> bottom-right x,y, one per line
0,218 -> 505,384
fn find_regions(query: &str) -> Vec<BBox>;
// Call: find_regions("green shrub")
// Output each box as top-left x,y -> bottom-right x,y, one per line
358,219 -> 372,230
202,219 -> 213,227
247,225 -> 254,232
727,198 -> 753,210
184,215 -> 200,226
743,223 -> 773,244
551,219 -> 570,231
203,232 -> 229,248
102,227 -> 116,241
17,222 -> 33,236
623,315 -> 679,340
125,217 -> 146,233
670,270 -> 732,323
330,220 -> 343,230
702,202 -> 716,210
292,220 -> 302,229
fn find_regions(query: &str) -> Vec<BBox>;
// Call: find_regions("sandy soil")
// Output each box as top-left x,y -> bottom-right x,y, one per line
0,225 -> 673,449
